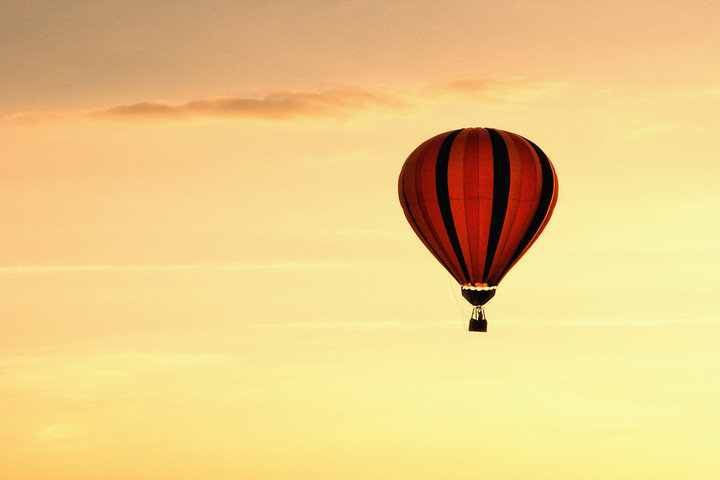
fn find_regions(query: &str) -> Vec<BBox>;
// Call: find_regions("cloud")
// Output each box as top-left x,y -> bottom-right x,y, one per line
5,89 -> 410,125
97,90 -> 408,119
432,77 -> 569,100
3,78 -> 565,125
0,260 -> 391,275
0,351 -> 230,402
504,314 -> 720,328
37,424 -> 81,442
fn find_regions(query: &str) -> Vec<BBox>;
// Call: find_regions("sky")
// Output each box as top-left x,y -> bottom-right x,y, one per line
1,1 -> 720,479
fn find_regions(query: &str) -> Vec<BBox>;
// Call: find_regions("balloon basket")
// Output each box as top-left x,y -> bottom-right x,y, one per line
468,318 -> 487,332
468,306 -> 487,332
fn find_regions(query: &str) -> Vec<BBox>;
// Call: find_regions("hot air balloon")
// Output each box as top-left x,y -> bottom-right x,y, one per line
398,128 -> 558,332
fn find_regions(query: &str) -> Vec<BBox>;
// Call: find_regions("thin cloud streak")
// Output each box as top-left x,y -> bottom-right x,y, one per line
0,351 -> 232,402
93,90 -> 409,119
504,315 -> 720,328
3,77 -> 561,125
5,89 -> 410,124
431,77 -> 569,98
0,260 -> 391,275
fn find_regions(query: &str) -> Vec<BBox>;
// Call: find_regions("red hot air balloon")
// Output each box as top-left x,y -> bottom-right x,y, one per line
398,128 -> 558,332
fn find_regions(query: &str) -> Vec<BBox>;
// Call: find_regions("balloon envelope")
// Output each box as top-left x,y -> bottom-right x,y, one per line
398,127 -> 558,316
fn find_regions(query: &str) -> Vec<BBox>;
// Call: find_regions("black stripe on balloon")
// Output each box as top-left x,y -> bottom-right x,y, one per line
399,166 -> 454,277
483,129 -> 511,282
435,129 -> 470,283
503,138 -> 555,273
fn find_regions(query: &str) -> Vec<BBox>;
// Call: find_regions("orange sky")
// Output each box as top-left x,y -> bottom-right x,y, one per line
2,2 -> 720,479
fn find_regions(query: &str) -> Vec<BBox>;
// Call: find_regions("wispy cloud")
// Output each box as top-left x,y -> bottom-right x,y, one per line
96,90 -> 409,119
431,77 -> 569,100
0,351 -> 231,402
3,77 -> 564,125
0,260 -> 391,275
5,89 -> 410,125
504,315 -> 720,328
37,424 -> 81,442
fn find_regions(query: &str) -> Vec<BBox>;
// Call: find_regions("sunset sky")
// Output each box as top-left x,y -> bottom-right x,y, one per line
2,1 -> 720,479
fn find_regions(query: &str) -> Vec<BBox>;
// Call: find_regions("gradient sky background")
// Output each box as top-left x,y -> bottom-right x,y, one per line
2,1 -> 720,479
